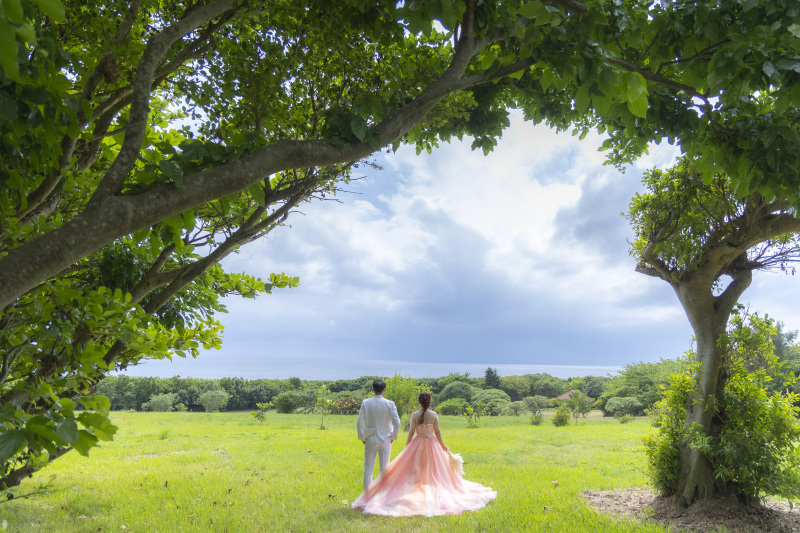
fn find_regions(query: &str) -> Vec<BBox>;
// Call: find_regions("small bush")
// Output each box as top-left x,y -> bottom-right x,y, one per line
142,392 -> 178,412
473,389 -> 511,416
437,398 -> 470,416
251,402 -> 274,423
197,390 -> 231,412
606,396 -> 644,417
530,413 -> 543,426
506,401 -> 527,416
618,414 -> 633,424
330,395 -> 362,415
274,389 -> 316,413
437,381 -> 475,403
523,395 -> 550,416
552,405 -> 570,427
174,403 -> 187,412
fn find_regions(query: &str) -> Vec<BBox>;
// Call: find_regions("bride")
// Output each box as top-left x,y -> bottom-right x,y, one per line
352,391 -> 497,517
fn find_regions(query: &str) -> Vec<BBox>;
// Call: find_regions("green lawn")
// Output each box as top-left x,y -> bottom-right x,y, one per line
2,412 -> 669,532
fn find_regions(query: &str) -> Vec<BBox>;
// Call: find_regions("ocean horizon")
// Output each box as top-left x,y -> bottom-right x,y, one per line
119,353 -> 622,381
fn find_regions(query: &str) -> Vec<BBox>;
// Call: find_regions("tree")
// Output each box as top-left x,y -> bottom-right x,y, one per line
197,390 -> 230,413
527,374 -> 566,398
437,381 -> 475,403
566,390 -> 592,424
506,401 -> 527,416
437,398 -> 471,416
3,0 -> 800,490
484,368 -> 501,390
597,358 -> 689,413
382,374 -> 431,429
250,402 -> 273,424
643,313 -> 800,503
604,397 -> 643,418
315,385 -> 331,430
523,396 -> 550,417
141,392 -> 179,412
628,158 -> 800,504
472,388 -> 511,416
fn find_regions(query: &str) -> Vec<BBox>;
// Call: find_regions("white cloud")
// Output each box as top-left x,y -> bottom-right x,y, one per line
133,113 -> 800,379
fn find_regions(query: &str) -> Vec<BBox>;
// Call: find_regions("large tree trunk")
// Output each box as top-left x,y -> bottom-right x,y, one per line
671,270 -> 751,505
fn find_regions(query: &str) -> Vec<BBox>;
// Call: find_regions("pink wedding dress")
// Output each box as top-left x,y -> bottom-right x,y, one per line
352,424 -> 497,517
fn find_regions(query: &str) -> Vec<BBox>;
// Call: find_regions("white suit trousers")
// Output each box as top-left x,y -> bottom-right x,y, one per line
363,440 -> 392,491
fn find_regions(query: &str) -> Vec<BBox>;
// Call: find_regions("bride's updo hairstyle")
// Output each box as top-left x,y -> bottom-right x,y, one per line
418,391 -> 432,424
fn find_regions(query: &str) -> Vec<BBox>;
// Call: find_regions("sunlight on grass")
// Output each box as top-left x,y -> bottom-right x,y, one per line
2,412 -> 670,532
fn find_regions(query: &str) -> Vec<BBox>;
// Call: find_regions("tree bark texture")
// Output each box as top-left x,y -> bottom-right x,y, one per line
672,271 -> 752,505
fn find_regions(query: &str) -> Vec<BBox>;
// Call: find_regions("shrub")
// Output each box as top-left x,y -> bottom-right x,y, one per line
437,381 -> 475,403
606,396 -> 644,417
330,395 -> 362,415
618,414 -> 633,424
552,405 -> 571,427
141,392 -> 178,412
174,403 -> 187,412
273,389 -> 316,413
643,314 -> 800,500
506,401 -> 527,416
197,390 -> 231,412
523,395 -> 549,416
530,413 -> 543,426
473,389 -> 511,416
463,406 -> 481,428
437,398 -> 470,416
251,402 -> 274,423
566,391 -> 593,424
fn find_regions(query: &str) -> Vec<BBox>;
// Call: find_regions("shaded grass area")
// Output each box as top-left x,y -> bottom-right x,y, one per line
2,412 -> 668,532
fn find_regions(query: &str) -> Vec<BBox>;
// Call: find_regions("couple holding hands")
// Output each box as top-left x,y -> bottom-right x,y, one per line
352,379 -> 496,517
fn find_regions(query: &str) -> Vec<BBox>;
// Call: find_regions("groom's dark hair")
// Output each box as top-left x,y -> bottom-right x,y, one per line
372,379 -> 386,394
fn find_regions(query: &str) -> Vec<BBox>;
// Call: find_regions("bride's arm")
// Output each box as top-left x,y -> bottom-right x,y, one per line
433,414 -> 447,451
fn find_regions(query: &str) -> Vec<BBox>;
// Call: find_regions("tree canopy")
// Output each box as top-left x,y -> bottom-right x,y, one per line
1,0 -> 800,492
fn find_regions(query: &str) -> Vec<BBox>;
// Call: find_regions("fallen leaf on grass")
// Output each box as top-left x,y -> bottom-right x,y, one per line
328,494 -> 337,499
543,506 -> 552,511
306,449 -> 311,453
245,479 -> 252,486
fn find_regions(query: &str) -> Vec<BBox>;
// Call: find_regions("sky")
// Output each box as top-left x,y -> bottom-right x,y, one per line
125,111 -> 800,379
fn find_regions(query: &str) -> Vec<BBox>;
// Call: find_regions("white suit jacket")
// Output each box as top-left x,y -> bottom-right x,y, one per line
356,395 -> 401,445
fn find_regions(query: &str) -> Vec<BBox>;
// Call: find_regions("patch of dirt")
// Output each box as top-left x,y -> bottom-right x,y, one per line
582,487 -> 800,533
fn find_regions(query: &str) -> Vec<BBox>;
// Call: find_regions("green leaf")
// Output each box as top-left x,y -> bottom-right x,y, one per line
58,397 -> 76,417
762,61 -> 777,79
626,72 -> 648,101
31,0 -> 66,22
0,430 -> 26,463
349,117 -> 367,142
789,24 -> 800,38
540,69 -> 556,91
71,430 -> 98,456
627,95 -> 648,118
0,19 -> 20,82
4,0 -> 24,24
0,91 -> 18,122
775,59 -> 800,73
158,160 -> 184,186
574,84 -> 591,113
179,139 -> 206,160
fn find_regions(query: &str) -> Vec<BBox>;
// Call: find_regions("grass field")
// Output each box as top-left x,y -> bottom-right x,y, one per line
2,411 -> 670,532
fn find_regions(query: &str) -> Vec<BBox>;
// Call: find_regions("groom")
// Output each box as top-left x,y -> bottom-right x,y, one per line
356,379 -> 401,491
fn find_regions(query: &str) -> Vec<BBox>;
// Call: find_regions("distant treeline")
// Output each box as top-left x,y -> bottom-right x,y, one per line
97,357 -> 696,415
